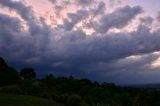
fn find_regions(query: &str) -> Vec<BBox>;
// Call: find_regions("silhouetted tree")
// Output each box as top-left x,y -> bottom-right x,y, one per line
0,57 -> 20,86
41,74 -> 55,89
0,57 -> 8,69
20,68 -> 36,80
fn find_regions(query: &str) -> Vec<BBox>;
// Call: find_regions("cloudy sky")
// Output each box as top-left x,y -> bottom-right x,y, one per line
1,0 -> 160,84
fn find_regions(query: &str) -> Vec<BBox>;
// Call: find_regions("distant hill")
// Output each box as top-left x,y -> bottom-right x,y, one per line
124,83 -> 160,89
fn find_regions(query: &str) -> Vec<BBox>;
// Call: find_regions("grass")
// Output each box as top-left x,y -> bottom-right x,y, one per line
0,93 -> 64,106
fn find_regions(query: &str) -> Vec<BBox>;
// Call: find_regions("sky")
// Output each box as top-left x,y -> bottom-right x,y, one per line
0,0 -> 160,84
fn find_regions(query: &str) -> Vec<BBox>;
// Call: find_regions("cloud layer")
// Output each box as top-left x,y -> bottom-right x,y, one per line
1,0 -> 160,84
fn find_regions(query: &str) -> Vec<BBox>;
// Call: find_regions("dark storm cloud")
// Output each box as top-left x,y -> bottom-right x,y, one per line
77,0 -> 93,6
0,13 -> 22,53
0,13 -> 22,36
0,0 -> 52,63
92,1 -> 106,15
107,0 -> 122,6
1,0 -> 160,84
157,11 -> 160,22
64,10 -> 89,30
97,5 -> 143,33
0,0 -> 33,20
49,0 -> 56,3
56,25 -> 160,64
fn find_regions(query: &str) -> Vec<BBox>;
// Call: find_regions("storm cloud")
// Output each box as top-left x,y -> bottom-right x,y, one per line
1,0 -> 160,84
97,5 -> 143,33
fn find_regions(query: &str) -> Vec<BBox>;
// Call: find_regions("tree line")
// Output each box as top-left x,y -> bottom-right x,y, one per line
1,57 -> 160,106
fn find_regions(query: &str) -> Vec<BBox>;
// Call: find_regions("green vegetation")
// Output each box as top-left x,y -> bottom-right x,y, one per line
1,56 -> 160,106
0,93 -> 64,106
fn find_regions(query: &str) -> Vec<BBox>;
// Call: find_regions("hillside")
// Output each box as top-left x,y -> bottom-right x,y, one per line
0,93 -> 64,106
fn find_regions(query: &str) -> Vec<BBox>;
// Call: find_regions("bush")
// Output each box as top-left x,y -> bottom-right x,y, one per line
0,85 -> 23,94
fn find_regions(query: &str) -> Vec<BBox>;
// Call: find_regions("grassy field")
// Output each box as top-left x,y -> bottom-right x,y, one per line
0,93 -> 64,106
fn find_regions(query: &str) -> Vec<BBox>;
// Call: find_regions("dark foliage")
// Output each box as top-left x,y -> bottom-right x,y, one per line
20,68 -> 36,80
0,58 -> 20,86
